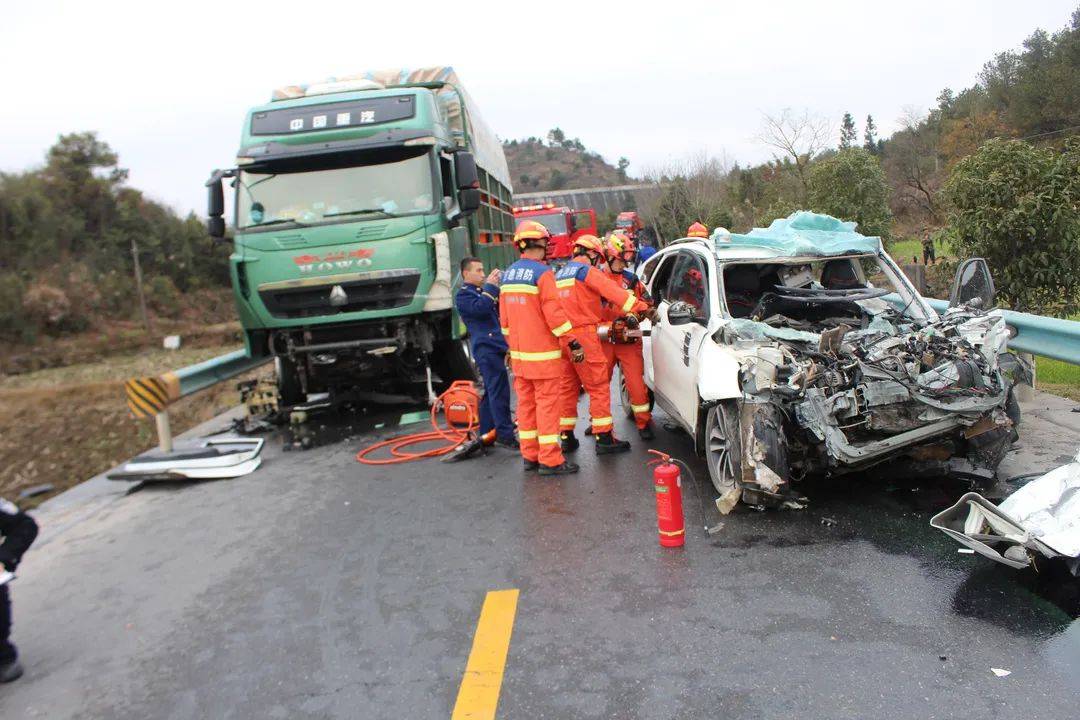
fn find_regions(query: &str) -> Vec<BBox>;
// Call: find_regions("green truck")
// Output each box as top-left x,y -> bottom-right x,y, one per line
206,67 -> 517,405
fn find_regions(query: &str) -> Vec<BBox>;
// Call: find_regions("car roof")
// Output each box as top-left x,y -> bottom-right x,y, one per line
656,239 -> 874,263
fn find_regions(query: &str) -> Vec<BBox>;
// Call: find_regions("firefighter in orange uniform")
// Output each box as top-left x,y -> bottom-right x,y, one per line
499,221 -> 584,476
554,235 -> 649,454
599,233 -> 655,440
686,221 -> 709,238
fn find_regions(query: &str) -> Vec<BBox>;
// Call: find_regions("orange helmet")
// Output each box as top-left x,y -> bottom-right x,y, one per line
573,234 -> 604,255
687,222 -> 709,238
514,220 -> 551,252
604,232 -> 636,263
687,267 -> 703,289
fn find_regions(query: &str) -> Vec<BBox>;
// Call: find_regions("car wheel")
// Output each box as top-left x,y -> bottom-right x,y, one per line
705,400 -> 742,495
617,365 -> 654,419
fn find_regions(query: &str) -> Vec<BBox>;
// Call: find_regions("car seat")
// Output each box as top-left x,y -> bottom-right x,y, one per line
725,266 -> 760,318
821,259 -> 863,290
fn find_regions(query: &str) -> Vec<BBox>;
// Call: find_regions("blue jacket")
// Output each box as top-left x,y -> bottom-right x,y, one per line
455,282 -> 508,355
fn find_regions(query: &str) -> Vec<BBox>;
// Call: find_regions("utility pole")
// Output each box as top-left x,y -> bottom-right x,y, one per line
130,237 -> 152,334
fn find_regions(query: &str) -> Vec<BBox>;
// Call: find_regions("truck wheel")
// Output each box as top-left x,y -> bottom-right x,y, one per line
432,339 -> 478,388
704,400 -> 742,495
275,356 -> 305,407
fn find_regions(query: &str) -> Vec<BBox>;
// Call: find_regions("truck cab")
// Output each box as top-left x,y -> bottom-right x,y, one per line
206,68 -> 516,405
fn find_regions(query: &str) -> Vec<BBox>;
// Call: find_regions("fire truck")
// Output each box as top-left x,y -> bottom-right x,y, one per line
614,211 -> 644,239
512,203 -> 597,261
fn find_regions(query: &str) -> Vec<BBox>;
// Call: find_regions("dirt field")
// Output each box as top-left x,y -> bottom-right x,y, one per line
0,345 -> 265,507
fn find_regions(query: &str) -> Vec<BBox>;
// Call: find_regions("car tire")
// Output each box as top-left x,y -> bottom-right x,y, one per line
617,366 -> 654,420
704,400 -> 742,496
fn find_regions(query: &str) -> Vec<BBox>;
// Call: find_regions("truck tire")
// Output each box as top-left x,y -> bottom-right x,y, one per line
275,356 -> 305,407
432,339 -> 478,389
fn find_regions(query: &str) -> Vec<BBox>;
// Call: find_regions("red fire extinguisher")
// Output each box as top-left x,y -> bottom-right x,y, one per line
647,450 -> 685,547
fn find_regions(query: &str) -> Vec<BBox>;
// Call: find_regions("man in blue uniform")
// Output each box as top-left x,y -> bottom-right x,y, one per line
454,257 -> 516,451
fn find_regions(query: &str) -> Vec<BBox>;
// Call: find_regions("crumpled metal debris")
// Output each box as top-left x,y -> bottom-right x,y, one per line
930,449 -> 1080,575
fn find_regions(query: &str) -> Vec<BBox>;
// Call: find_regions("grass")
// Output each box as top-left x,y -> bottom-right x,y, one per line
1036,356 -> 1080,402
0,345 -> 243,391
886,236 -> 948,265
0,344 -> 262,506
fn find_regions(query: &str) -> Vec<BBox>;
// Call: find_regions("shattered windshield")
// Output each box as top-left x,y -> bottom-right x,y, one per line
720,255 -> 920,329
237,147 -> 435,230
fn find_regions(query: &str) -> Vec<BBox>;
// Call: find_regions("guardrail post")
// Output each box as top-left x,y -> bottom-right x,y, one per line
155,412 -> 173,453
1016,352 -> 1036,402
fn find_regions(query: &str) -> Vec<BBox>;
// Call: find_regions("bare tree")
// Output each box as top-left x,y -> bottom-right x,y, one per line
640,151 -> 735,242
885,106 -> 940,221
757,109 -> 833,201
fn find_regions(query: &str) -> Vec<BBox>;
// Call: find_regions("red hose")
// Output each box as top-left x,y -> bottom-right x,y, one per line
355,385 -> 481,465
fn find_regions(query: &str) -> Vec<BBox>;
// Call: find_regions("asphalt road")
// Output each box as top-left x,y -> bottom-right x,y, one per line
2,391 -> 1079,719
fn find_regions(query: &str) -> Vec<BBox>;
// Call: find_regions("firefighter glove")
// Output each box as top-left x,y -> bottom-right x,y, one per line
568,339 -> 585,363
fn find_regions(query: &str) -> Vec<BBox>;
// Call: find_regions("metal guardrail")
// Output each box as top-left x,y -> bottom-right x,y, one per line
125,349 -> 271,450
924,299 -> 1080,366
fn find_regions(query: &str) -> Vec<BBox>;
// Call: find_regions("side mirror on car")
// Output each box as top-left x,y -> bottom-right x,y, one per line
667,301 -> 695,325
949,258 -> 996,309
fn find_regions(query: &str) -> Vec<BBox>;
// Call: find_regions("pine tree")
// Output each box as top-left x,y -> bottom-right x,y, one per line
840,113 -> 857,149
863,115 -> 879,155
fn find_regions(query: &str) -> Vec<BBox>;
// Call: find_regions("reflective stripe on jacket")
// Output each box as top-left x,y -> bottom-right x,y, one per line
499,258 -> 575,379
555,261 -> 646,328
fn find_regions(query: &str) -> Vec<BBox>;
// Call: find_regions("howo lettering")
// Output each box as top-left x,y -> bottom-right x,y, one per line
205,67 -> 519,405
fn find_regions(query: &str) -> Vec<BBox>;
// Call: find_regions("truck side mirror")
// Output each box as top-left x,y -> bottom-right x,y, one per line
205,171 -> 227,240
458,188 -> 481,215
453,152 -> 480,218
949,257 -> 995,309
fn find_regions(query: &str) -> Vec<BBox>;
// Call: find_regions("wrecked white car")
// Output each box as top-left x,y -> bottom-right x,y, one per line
637,212 -> 1020,511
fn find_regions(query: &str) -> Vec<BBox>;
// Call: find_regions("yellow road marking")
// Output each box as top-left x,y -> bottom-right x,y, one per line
451,589 -> 519,720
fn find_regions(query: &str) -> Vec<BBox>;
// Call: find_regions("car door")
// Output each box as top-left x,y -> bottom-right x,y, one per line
639,251 -> 675,387
651,250 -> 713,431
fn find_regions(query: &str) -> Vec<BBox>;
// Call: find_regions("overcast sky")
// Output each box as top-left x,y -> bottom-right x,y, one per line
2,0 -> 1076,216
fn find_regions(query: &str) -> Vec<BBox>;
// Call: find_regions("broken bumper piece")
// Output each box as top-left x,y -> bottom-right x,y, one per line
108,438 -> 265,481
931,449 -> 1080,575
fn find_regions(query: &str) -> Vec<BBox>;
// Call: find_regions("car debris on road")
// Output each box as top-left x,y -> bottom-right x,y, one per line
931,448 -> 1080,576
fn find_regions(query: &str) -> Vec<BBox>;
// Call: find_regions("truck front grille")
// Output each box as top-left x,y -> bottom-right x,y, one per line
259,270 -> 421,319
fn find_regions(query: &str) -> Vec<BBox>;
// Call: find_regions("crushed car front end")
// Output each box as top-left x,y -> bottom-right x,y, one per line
699,213 -> 1018,509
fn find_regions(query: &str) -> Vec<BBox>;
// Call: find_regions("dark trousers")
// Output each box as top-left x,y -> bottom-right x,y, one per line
923,244 -> 935,264
0,584 -> 14,665
474,347 -> 514,441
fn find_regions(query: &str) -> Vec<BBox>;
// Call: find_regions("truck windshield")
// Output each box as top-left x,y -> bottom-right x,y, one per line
517,212 -> 567,235
237,147 -> 435,229
615,218 -> 634,227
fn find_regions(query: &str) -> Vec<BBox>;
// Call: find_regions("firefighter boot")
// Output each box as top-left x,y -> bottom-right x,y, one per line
539,461 -> 580,476
523,459 -> 540,472
638,423 -> 655,441
595,431 -> 631,455
560,431 -> 580,453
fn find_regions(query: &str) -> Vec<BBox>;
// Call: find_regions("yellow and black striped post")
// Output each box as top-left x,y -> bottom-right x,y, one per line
124,374 -> 181,451
125,376 -> 170,418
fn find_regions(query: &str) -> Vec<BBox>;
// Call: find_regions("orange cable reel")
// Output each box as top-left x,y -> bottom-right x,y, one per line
355,381 -> 482,465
